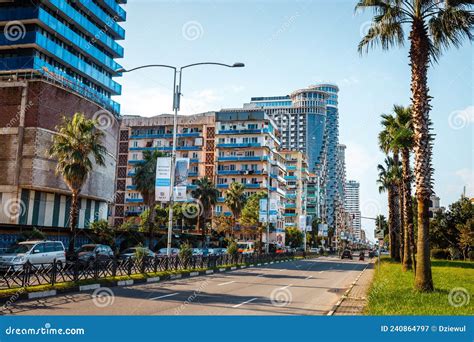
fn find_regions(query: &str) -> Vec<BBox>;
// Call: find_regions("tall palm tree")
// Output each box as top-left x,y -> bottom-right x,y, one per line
49,113 -> 106,253
379,114 -> 402,261
192,177 -> 220,243
356,0 -> 473,292
133,150 -> 164,249
377,157 -> 401,260
224,182 -> 247,237
392,105 -> 416,271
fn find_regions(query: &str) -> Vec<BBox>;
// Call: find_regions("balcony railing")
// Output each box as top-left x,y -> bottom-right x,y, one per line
216,170 -> 264,175
217,156 -> 268,162
129,132 -> 201,139
216,143 -> 261,148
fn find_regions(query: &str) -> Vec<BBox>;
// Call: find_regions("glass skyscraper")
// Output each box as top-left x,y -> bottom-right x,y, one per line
0,0 -> 126,114
247,83 -> 344,232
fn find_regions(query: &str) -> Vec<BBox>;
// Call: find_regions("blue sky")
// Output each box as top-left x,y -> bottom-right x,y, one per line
117,0 -> 473,241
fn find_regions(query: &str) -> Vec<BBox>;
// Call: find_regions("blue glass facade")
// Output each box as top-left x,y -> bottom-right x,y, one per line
0,0 -> 126,114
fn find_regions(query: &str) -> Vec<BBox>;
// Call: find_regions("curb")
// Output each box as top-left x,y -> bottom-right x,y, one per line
0,258 -> 297,306
327,261 -> 372,316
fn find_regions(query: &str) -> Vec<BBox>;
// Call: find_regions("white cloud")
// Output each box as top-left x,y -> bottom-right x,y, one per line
118,83 -> 245,117
338,76 -> 360,87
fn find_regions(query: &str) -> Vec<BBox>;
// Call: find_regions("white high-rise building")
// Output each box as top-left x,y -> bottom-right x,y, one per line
345,180 -> 361,239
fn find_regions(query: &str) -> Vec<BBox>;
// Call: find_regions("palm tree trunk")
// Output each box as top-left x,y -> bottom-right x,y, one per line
68,190 -> 80,254
410,19 -> 433,291
399,181 -> 405,263
402,148 -> 413,271
391,184 -> 401,262
387,187 -> 396,259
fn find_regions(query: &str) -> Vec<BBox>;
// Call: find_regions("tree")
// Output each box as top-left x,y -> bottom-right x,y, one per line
90,219 -> 115,247
133,150 -> 165,249
356,0 -> 474,292
285,227 -> 304,248
377,157 -> 401,260
192,177 -> 219,242
212,215 -> 234,236
240,191 -> 267,252
49,113 -> 106,253
375,214 -> 389,239
392,105 -> 416,270
379,112 -> 403,262
458,219 -> 473,260
224,182 -> 247,236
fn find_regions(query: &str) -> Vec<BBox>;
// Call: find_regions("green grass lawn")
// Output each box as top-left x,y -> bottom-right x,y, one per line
366,257 -> 474,315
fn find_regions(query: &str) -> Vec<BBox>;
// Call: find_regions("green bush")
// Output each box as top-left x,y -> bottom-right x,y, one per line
431,248 -> 450,259
18,228 -> 46,242
468,250 -> 474,261
227,241 -> 238,255
179,242 -> 192,259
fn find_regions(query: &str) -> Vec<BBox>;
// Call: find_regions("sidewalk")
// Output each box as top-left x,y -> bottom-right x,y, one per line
332,260 -> 375,315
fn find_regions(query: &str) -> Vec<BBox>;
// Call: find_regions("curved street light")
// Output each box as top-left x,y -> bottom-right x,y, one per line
118,62 -> 245,255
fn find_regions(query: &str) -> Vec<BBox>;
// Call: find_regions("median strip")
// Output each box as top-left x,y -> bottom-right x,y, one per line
232,297 -> 257,308
150,293 -> 179,300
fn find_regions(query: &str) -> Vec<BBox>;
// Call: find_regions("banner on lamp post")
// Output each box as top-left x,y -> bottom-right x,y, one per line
259,199 -> 268,223
299,215 -> 306,231
269,198 -> 278,224
155,157 -> 172,202
173,158 -> 190,202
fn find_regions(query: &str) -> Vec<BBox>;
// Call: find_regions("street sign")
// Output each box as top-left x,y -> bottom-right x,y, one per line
173,158 -> 189,202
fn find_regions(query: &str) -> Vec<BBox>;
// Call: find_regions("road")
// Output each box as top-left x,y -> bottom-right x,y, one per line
4,257 -> 369,316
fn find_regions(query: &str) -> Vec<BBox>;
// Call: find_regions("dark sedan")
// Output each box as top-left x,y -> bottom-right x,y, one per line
340,249 -> 353,260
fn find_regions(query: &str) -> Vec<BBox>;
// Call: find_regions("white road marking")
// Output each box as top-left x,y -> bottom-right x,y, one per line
279,269 -> 284,272
318,271 -> 324,273
217,281 -> 236,286
257,274 -> 265,277
150,293 -> 179,300
232,298 -> 257,308
279,284 -> 292,290
305,275 -> 313,280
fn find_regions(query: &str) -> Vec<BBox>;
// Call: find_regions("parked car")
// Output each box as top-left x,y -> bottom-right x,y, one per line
237,242 -> 255,255
340,249 -> 353,260
211,248 -> 227,256
192,248 -> 203,256
119,247 -> 155,260
0,240 -> 66,271
157,248 -> 179,256
68,244 -> 114,266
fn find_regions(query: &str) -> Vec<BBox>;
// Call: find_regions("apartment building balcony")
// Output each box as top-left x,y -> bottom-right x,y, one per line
127,171 -> 136,176
216,128 -> 269,135
286,165 -> 297,171
190,158 -> 199,163
129,132 -> 201,140
217,156 -> 268,162
129,146 -> 201,151
188,172 -> 198,177
126,185 -> 137,190
126,198 -> 143,203
286,194 -> 296,199
128,160 -> 144,164
216,170 -> 264,176
284,176 -> 298,180
285,203 -> 296,209
216,143 -> 262,148
284,213 -> 297,217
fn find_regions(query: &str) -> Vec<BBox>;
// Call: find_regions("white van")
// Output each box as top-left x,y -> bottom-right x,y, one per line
237,241 -> 255,255
0,240 -> 66,271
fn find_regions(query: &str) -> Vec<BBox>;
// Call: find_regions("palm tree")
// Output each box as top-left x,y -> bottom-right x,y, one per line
379,114 -> 402,261
356,0 -> 473,292
133,150 -> 164,249
391,105 -> 416,271
192,177 -> 220,243
224,182 -> 247,237
377,157 -> 401,261
49,113 -> 106,253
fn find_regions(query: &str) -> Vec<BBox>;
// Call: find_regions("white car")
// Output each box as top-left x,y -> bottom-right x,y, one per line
0,240 -> 66,271
157,248 -> 179,256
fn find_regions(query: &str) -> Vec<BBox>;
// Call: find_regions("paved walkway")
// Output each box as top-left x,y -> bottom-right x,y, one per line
333,260 -> 375,315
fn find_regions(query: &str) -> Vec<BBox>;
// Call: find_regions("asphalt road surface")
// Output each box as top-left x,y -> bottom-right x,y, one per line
4,257 -> 369,316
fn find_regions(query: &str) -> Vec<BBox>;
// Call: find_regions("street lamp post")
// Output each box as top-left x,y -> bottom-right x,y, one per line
361,215 -> 382,271
118,62 -> 244,256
